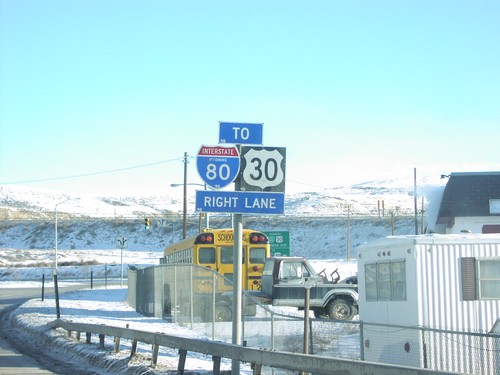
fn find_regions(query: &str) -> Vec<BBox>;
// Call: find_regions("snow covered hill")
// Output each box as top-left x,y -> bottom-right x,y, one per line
0,177 -> 445,261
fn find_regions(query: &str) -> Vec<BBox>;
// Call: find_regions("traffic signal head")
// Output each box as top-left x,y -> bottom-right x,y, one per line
145,218 -> 150,230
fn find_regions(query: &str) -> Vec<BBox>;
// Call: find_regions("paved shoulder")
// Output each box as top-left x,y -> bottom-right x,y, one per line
0,303 -> 56,374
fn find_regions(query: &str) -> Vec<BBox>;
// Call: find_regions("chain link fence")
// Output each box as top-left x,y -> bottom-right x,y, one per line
129,263 -> 500,375
128,264 -> 360,357
361,321 -> 500,375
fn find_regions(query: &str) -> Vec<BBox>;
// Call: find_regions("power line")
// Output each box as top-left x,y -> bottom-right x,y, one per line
0,158 -> 181,185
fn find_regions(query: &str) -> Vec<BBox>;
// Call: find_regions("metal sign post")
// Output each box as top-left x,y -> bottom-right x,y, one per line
231,147 -> 244,375
232,212 -> 243,374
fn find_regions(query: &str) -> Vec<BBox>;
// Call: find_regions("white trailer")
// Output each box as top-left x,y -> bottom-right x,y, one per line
357,233 -> 500,374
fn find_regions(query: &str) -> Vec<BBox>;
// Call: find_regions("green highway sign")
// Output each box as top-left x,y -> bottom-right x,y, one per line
264,231 -> 290,256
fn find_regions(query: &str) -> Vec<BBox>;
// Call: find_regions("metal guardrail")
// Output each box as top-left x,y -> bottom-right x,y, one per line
49,318 -> 459,375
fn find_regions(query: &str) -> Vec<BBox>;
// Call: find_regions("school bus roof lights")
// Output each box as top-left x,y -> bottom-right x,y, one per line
194,233 -> 214,244
250,233 -> 268,244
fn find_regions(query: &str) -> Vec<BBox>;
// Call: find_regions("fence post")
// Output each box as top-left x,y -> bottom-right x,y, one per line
212,272 -> 216,339
212,356 -> 221,374
189,266 -> 193,328
173,266 -> 178,323
151,344 -> 159,366
359,321 -> 365,361
54,271 -> 61,319
178,349 -> 187,373
130,339 -> 137,357
420,328 -> 427,369
271,312 -> 275,350
41,274 -> 45,301
99,334 -> 105,348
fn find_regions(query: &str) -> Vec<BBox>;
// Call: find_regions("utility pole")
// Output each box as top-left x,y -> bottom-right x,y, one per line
414,167 -> 418,235
232,146 -> 243,375
346,205 -> 351,260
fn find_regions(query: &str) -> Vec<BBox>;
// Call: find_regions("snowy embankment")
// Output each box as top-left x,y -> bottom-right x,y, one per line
2,253 -> 356,374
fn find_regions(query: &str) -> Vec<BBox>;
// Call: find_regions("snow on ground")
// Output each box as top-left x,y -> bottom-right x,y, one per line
1,250 -> 357,374
10,286 -> 238,374
0,249 -> 162,281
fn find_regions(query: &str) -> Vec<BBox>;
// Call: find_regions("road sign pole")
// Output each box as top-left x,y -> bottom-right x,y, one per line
183,151 -> 188,239
231,213 -> 242,374
231,146 -> 243,375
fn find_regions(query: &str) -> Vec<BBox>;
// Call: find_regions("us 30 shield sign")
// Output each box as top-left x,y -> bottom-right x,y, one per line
239,146 -> 286,192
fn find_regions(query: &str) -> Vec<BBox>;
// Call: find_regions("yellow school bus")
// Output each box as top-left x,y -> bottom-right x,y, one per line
163,228 -> 270,291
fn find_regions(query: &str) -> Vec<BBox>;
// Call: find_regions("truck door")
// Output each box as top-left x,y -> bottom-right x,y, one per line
274,260 -> 311,300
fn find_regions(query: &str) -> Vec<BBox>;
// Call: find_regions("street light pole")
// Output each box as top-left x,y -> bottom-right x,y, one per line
54,197 -> 74,319
55,206 -> 58,270
54,198 -> 71,271
183,152 -> 188,239
171,181 -> 211,235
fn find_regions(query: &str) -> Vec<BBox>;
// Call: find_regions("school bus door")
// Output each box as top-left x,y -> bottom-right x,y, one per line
218,245 -> 248,291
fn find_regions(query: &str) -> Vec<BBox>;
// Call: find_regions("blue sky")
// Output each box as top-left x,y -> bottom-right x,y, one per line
1,1 -> 499,195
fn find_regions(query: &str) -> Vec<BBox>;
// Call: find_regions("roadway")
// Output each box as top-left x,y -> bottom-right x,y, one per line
0,283 -> 96,374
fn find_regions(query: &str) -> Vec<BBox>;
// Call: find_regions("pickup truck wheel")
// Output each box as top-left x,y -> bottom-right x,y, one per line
326,298 -> 354,321
214,302 -> 232,322
313,307 -> 328,319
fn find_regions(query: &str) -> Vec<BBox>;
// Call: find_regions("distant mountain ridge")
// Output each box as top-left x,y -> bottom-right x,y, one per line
0,180 -> 442,257
0,176 -> 444,219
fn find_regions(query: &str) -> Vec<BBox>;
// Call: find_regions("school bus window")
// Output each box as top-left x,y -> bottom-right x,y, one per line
249,248 -> 266,264
198,247 -> 215,264
220,246 -> 245,264
221,247 -> 232,264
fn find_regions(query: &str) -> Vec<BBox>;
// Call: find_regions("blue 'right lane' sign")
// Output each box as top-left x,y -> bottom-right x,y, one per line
196,190 -> 284,214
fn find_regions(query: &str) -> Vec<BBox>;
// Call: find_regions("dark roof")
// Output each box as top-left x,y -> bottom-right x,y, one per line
437,172 -> 500,225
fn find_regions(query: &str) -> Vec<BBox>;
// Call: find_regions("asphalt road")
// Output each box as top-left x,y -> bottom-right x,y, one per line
0,286 -> 56,374
0,283 -> 98,374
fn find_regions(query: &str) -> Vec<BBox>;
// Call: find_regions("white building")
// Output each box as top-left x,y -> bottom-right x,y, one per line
357,233 -> 500,374
434,171 -> 500,234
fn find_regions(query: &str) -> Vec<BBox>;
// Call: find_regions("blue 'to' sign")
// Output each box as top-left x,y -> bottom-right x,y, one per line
196,145 -> 240,189
219,122 -> 263,145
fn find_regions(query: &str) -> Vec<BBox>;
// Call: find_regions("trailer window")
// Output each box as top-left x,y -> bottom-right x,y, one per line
391,261 -> 406,300
365,264 -> 378,301
365,260 -> 406,302
377,263 -> 391,300
461,257 -> 500,300
478,259 -> 500,299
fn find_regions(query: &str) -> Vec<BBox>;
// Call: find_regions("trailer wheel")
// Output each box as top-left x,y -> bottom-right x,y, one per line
214,302 -> 232,322
326,298 -> 354,321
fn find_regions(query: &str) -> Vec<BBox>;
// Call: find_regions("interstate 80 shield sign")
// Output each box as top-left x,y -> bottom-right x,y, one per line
196,145 -> 240,189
